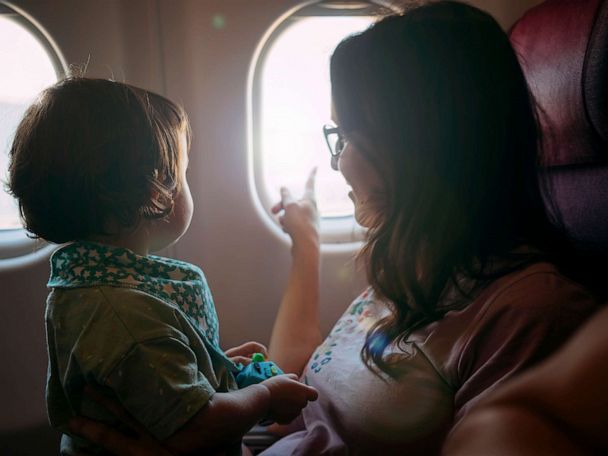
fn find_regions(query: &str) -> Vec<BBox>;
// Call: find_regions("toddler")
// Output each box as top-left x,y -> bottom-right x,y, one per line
7,77 -> 317,455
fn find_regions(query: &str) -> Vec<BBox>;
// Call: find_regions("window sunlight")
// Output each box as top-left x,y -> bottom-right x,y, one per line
259,16 -> 374,218
0,15 -> 58,230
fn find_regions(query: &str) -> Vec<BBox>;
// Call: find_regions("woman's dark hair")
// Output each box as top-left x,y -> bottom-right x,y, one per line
330,2 -> 563,376
7,77 -> 190,244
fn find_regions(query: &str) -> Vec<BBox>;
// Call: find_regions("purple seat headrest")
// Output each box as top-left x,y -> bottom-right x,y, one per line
510,0 -> 608,167
510,0 -> 608,252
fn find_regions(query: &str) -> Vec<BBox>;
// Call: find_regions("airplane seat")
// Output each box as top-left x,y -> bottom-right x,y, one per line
509,0 -> 608,260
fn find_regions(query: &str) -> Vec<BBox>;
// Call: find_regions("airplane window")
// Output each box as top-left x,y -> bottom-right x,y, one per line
0,4 -> 64,260
250,3 -> 386,243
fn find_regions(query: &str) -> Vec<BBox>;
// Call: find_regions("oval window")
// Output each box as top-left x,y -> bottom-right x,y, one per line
249,1 -> 390,243
0,3 -> 65,260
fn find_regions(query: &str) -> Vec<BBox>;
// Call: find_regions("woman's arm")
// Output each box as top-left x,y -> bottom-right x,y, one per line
443,405 -> 588,456
444,305 -> 608,455
268,169 -> 323,375
450,272 -> 598,425
269,236 -> 321,375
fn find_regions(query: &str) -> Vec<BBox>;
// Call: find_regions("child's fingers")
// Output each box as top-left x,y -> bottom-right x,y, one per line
225,341 -> 268,358
230,355 -> 252,366
237,341 -> 268,357
247,341 -> 268,357
283,375 -> 318,401
304,385 -> 319,401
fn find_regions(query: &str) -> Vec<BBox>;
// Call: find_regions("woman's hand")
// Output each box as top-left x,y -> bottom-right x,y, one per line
224,341 -> 269,366
271,168 -> 319,250
69,386 -> 173,456
70,416 -> 172,456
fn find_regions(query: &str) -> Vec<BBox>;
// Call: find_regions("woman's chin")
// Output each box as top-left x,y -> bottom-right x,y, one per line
350,192 -> 374,227
354,209 -> 372,228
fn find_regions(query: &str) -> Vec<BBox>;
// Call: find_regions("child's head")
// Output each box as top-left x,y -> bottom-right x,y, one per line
8,77 -> 192,249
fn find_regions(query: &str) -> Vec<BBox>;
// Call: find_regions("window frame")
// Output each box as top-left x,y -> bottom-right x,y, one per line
0,1 -> 67,263
246,0 -> 394,248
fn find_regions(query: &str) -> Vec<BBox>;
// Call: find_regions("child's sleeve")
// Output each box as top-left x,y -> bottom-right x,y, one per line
69,288 -> 222,442
103,336 -> 216,440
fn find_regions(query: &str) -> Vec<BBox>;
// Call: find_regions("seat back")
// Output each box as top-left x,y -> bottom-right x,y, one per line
510,0 -> 608,253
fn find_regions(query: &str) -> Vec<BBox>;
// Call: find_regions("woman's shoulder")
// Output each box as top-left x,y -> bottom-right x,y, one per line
452,261 -> 599,353
434,261 -> 599,354
480,261 -> 596,314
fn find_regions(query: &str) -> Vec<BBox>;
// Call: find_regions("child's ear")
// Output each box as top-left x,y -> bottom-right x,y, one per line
149,188 -> 162,205
144,182 -> 174,219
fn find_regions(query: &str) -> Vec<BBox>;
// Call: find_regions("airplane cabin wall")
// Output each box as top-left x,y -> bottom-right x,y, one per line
0,0 -> 544,435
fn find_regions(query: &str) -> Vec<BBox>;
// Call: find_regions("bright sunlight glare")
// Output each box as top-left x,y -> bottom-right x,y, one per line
260,16 -> 374,218
0,15 -> 58,230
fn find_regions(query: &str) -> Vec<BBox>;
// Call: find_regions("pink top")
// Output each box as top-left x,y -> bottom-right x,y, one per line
262,262 -> 597,455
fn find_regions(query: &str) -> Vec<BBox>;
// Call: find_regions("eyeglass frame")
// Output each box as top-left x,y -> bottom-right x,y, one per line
323,123 -> 347,170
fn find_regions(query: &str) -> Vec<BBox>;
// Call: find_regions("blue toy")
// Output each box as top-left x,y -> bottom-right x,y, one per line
236,353 -> 284,388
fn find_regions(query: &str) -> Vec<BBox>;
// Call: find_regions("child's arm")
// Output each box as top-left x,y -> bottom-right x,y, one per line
68,375 -> 317,455
164,374 -> 317,454
268,170 -> 323,375
65,288 -> 317,454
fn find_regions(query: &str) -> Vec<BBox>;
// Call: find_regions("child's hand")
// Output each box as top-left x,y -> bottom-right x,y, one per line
271,168 -> 319,249
261,374 -> 319,424
225,341 -> 268,366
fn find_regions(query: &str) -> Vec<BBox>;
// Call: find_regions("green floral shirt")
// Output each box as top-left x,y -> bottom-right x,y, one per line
48,241 -> 221,347
45,241 -> 240,455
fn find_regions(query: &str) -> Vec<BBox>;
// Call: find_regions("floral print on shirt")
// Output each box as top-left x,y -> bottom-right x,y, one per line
48,241 -> 221,348
308,288 -> 379,375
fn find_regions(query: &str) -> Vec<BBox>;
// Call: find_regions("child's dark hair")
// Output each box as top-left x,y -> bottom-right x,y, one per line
7,77 -> 190,244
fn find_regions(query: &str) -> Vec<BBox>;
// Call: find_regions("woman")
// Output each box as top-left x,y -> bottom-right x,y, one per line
68,2 -> 599,454
262,2 -> 598,453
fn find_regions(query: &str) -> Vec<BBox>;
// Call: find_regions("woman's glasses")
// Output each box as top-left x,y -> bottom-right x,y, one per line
323,123 -> 346,171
